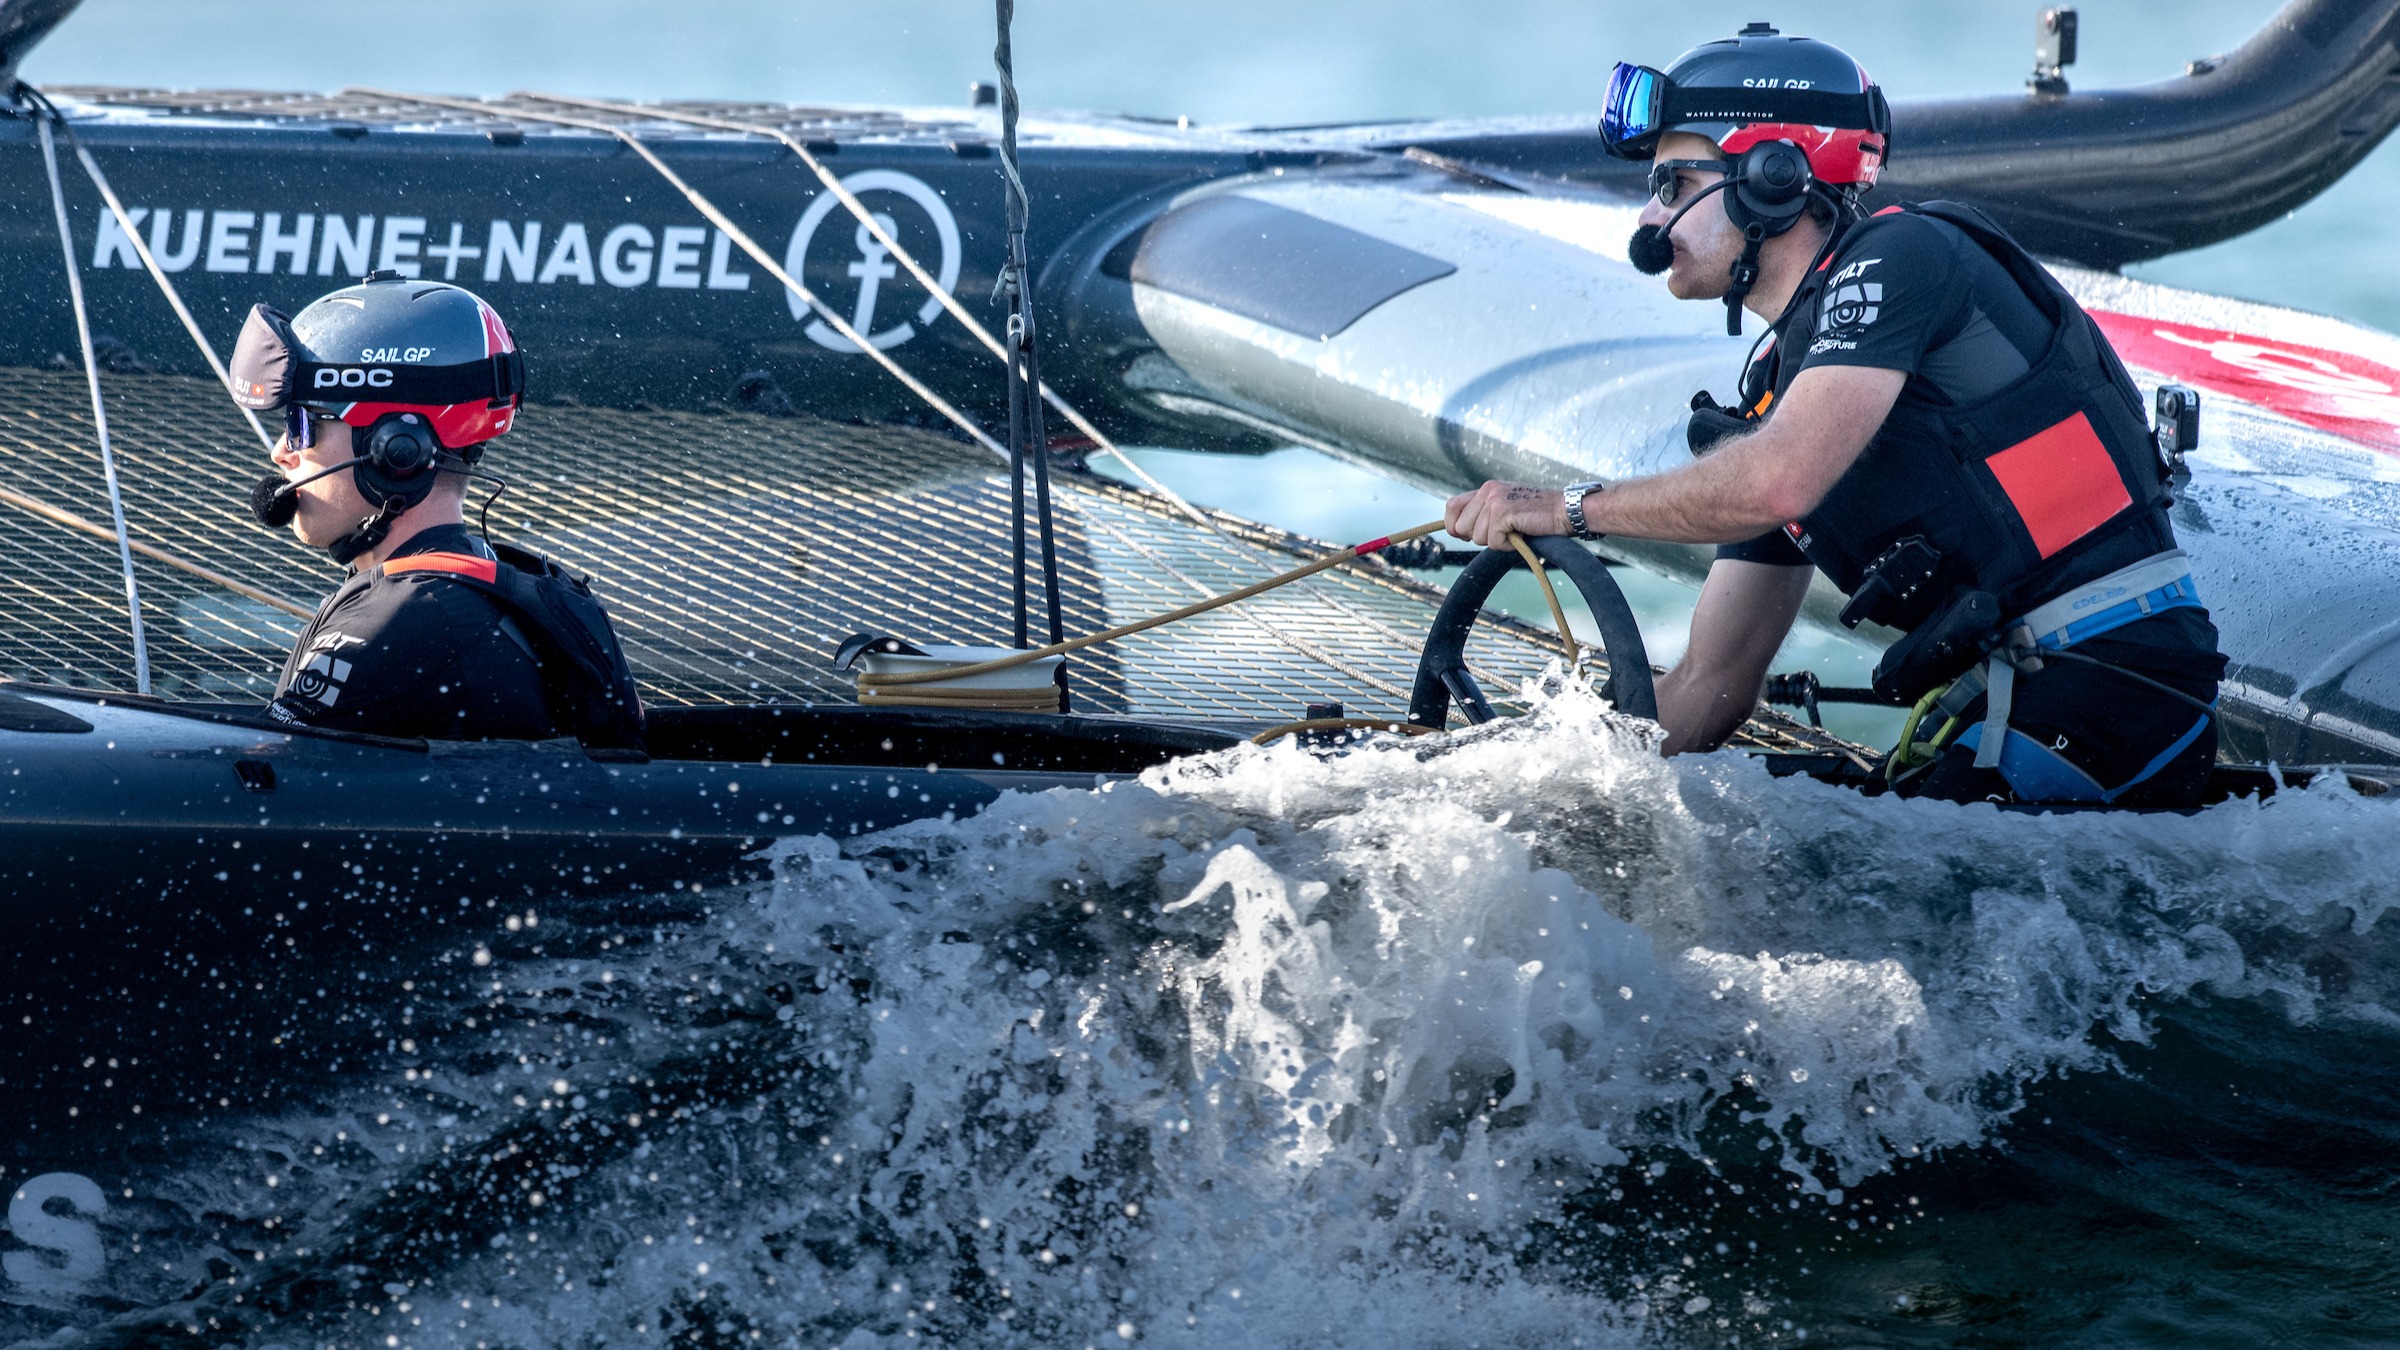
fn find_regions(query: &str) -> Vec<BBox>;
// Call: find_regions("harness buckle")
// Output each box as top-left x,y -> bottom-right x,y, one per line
1995,623 -> 2045,674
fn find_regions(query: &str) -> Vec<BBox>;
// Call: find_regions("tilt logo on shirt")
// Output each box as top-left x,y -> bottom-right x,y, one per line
1814,256 -> 1884,353
288,632 -> 363,708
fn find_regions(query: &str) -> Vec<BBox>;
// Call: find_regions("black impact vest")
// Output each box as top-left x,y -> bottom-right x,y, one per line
378,541 -> 649,752
1745,201 -> 2175,630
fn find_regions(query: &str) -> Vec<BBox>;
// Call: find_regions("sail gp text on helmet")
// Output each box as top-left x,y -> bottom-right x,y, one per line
83,167 -> 965,354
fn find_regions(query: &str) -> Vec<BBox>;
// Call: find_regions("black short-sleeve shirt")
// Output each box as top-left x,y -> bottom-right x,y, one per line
1718,211 -> 2055,568
269,524 -> 557,740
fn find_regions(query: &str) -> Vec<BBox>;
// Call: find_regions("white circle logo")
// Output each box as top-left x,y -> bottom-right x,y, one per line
785,170 -> 961,353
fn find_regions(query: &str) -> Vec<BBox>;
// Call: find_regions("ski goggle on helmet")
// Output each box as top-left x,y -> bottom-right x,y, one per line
230,271 -> 527,454
1600,24 -> 1891,188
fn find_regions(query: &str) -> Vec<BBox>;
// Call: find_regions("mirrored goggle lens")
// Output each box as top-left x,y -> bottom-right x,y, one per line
283,404 -> 313,450
1601,63 -> 1663,149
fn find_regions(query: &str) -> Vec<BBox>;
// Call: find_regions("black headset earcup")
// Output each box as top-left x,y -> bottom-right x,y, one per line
353,413 -> 441,510
1726,141 -> 1814,236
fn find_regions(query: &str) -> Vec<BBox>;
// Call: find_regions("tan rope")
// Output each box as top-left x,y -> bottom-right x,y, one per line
0,482 -> 313,618
1246,716 -> 1438,745
1505,532 -> 1582,667
861,520 -> 1447,689
859,684 -> 1060,713
348,87 -> 1008,461
1071,492 -> 1418,702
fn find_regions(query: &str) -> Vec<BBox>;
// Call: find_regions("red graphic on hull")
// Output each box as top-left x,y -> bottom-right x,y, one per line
2090,311 -> 2400,455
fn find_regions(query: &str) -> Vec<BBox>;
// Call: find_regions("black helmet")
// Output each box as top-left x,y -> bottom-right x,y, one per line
235,273 -> 527,563
1600,22 -> 1890,187
231,270 -> 526,452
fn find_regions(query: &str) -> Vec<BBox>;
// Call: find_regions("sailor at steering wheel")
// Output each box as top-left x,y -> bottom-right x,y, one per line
1447,25 -> 2226,808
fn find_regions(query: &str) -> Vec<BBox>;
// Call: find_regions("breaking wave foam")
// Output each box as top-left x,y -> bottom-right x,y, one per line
657,684 -> 2395,1345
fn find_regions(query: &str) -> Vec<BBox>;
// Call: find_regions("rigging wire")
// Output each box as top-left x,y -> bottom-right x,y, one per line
349,86 -> 1010,463
36,112 -> 150,693
393,90 -> 1461,688
19,88 -> 275,453
507,92 -> 1439,660
993,0 -> 1067,652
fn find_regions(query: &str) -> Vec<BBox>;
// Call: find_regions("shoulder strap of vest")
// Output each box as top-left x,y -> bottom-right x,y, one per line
378,545 -> 648,753
1906,197 -> 2158,422
1900,201 -> 2094,346
383,551 -> 499,584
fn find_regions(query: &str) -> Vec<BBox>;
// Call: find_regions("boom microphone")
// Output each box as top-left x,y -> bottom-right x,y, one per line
249,475 -> 298,529
1625,176 -> 1737,276
248,456 -> 365,529
1628,225 -> 1676,275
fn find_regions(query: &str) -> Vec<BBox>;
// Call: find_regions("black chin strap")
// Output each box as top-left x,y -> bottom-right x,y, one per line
1725,185 -> 1860,336
328,497 -> 407,568
1723,224 -> 1769,335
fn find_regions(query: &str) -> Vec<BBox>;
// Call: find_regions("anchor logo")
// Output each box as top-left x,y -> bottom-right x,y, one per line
784,170 -> 962,353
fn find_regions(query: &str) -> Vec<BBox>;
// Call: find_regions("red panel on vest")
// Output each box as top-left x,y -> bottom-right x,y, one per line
1983,412 -> 2130,559
385,552 -> 498,584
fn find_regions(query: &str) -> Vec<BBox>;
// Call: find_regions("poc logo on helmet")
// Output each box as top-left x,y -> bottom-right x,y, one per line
314,367 -> 396,389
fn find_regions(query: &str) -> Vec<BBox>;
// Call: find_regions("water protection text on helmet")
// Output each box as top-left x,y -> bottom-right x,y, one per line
1601,63 -> 1890,163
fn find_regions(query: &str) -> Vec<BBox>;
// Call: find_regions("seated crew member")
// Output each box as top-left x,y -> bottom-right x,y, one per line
230,272 -> 646,748
1444,25 -> 2226,807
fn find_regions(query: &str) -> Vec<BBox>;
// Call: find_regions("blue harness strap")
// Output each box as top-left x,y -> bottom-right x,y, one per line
1938,549 -> 2216,802
1952,706 -> 2216,804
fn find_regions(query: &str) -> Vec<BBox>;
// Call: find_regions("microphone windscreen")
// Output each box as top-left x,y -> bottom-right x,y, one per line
250,475 -> 298,529
1628,224 -> 1676,276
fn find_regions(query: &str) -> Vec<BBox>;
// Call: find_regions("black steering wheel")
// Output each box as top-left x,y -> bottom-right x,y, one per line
1409,535 -> 1658,727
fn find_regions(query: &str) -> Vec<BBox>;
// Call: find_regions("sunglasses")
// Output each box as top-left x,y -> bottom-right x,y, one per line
282,403 -> 311,450
1648,159 -> 1728,208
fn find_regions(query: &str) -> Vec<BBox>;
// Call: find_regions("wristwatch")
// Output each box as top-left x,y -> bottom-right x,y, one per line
1562,481 -> 1607,539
